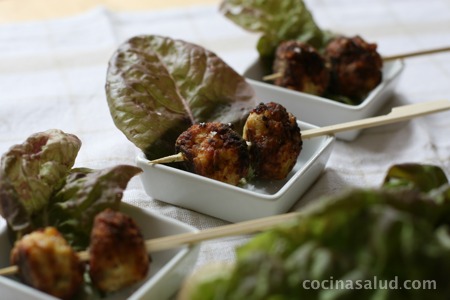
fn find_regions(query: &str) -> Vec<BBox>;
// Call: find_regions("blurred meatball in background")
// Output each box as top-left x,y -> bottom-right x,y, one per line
325,35 -> 383,101
272,40 -> 330,96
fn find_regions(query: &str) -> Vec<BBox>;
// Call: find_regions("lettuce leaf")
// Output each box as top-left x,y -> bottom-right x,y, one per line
47,165 -> 142,250
0,130 -> 142,251
220,0 -> 332,59
0,129 -> 81,233
106,35 -> 256,159
383,163 -> 448,192
195,189 -> 450,299
183,164 -> 450,299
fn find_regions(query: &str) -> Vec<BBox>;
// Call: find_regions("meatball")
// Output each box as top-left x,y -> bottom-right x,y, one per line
325,35 -> 383,101
175,122 -> 250,185
243,102 -> 302,180
89,209 -> 150,293
272,40 -> 330,96
10,227 -> 84,300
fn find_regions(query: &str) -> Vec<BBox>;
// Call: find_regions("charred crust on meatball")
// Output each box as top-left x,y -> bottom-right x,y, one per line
243,102 -> 302,180
325,35 -> 383,100
175,122 -> 250,185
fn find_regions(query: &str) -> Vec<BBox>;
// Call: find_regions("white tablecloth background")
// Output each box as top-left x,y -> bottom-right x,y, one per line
1,0 -> 450,273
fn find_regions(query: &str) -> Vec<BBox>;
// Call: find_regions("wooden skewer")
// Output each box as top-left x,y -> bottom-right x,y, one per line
148,100 -> 450,164
383,45 -> 450,61
149,152 -> 185,164
0,211 -> 302,277
263,46 -> 450,81
301,99 -> 450,139
143,210 -> 300,252
77,210 -> 300,260
262,72 -> 283,81
0,265 -> 18,276
148,142 -> 252,164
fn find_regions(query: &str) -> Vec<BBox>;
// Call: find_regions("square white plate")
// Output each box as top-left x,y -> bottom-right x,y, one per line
136,120 -> 334,223
244,59 -> 404,141
0,202 -> 200,300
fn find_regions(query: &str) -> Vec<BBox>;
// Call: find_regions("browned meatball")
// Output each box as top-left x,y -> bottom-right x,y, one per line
325,35 -> 383,101
89,209 -> 150,293
10,227 -> 84,300
272,40 -> 330,96
243,102 -> 302,180
175,122 -> 250,185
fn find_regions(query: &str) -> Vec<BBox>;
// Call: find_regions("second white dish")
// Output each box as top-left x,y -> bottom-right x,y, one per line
244,59 -> 405,141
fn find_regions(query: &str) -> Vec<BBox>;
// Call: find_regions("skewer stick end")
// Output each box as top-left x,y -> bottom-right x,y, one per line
0,265 -> 18,276
262,72 -> 282,81
149,152 -> 185,164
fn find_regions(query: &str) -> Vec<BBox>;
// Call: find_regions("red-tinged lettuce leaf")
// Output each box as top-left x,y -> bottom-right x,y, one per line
0,129 -> 81,233
220,0 -> 332,59
187,188 -> 450,299
106,34 -> 256,159
47,165 -> 142,250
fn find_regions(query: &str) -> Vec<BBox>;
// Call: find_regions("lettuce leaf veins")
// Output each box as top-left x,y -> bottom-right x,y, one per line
0,129 -> 81,234
0,130 -> 142,250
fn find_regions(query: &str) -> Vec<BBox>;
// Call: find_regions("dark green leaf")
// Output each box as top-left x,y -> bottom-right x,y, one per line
106,35 -> 256,159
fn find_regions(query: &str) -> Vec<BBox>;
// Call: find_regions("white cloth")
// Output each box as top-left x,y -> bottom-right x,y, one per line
1,0 -> 450,273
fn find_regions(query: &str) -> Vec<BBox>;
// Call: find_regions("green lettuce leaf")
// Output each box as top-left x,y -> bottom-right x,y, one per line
47,165 -> 142,250
0,129 -> 81,233
383,163 -> 448,192
196,189 -> 450,299
106,35 -> 256,159
219,0 -> 332,59
182,164 -> 450,299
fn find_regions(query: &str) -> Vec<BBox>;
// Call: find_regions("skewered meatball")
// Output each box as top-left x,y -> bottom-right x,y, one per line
175,122 -> 250,185
243,102 -> 302,180
272,40 -> 330,96
89,209 -> 150,293
325,35 -> 383,101
10,227 -> 84,300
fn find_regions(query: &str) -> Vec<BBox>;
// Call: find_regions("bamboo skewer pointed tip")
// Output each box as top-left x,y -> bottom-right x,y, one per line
262,72 -> 282,81
149,152 -> 185,164
0,265 -> 18,276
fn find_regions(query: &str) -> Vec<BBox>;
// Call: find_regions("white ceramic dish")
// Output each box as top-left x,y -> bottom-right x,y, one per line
244,59 -> 405,141
0,203 -> 200,300
137,120 -> 334,223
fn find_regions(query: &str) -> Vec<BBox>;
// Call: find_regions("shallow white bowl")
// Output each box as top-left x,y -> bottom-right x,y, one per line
137,120 -> 334,223
244,59 -> 404,141
0,203 -> 200,300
